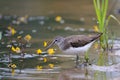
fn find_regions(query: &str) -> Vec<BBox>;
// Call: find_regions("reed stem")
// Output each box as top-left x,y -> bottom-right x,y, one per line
93,0 -> 109,50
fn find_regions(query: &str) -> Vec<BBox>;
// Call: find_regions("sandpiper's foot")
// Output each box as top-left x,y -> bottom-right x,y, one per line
75,62 -> 90,68
75,55 -> 91,68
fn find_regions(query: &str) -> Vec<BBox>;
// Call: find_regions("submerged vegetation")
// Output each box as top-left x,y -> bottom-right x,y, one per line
0,24 -> 56,75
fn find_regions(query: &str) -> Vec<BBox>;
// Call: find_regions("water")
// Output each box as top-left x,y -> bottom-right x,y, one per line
0,0 -> 120,80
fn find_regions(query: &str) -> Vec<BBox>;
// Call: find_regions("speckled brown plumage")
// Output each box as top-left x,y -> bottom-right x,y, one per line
61,33 -> 102,50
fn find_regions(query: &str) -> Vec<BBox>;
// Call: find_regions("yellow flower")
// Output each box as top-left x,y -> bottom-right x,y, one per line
43,57 -> 47,62
43,41 -> 47,47
15,47 -> 21,53
11,46 -> 21,53
36,65 -> 43,70
8,26 -> 12,30
17,36 -> 22,39
93,25 -> 99,32
8,63 -> 12,68
18,15 -> 28,23
36,49 -> 42,54
94,43 -> 99,49
47,48 -> 55,55
11,64 -> 17,68
11,46 -> 16,52
9,63 -> 17,76
8,26 -> 16,35
55,16 -> 62,22
8,63 -> 17,76
24,34 -> 32,42
49,64 -> 54,69
8,63 -> 17,68
11,28 -> 16,35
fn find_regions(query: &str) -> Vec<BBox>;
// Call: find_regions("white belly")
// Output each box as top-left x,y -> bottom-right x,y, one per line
62,42 -> 94,55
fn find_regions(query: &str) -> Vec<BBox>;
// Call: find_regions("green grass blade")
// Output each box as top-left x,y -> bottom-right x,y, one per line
103,0 -> 108,23
93,0 -> 100,21
93,0 -> 102,30
106,15 -> 120,27
96,0 -> 100,9
101,0 -> 105,13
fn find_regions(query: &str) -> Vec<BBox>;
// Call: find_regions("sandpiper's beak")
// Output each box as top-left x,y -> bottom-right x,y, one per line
44,40 -> 56,51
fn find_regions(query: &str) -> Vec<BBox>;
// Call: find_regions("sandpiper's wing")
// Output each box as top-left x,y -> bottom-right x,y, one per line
65,33 -> 102,47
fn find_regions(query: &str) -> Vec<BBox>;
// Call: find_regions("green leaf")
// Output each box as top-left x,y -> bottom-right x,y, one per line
106,15 -> 120,27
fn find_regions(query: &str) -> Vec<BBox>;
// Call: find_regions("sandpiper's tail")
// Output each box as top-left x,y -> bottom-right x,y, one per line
90,32 -> 103,41
96,32 -> 103,38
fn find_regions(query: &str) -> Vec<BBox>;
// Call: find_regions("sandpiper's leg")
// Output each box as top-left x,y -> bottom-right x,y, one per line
76,54 -> 79,66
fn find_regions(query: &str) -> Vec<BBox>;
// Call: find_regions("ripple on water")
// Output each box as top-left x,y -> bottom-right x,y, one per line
89,63 -> 120,72
0,67 -> 60,80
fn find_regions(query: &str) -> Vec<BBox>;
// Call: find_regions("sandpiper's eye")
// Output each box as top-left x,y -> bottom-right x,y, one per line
55,39 -> 57,41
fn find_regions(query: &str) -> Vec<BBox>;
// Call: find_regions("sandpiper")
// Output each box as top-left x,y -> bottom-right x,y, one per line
45,33 -> 102,66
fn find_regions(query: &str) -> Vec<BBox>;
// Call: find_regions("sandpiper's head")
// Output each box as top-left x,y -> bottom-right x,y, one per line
54,36 -> 64,45
45,36 -> 64,50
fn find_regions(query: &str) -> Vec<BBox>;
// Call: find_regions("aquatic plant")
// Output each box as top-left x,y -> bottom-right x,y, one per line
36,49 -> 42,55
93,0 -> 120,50
93,0 -> 109,50
8,63 -> 17,76
36,65 -> 43,70
0,26 -> 33,74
